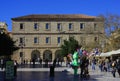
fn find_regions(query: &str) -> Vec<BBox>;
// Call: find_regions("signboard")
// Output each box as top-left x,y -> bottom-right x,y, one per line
5,61 -> 14,80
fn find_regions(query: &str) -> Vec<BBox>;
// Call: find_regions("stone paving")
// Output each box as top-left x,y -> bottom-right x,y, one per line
0,65 -> 120,81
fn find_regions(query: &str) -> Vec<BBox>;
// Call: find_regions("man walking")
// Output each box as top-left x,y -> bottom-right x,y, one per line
1,58 -> 4,70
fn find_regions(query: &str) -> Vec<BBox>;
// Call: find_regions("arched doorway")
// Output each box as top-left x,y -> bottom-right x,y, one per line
55,50 -> 62,59
43,50 -> 52,62
31,50 -> 40,61
55,50 -> 64,64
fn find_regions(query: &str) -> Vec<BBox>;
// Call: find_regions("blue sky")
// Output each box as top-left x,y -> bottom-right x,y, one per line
0,0 -> 120,31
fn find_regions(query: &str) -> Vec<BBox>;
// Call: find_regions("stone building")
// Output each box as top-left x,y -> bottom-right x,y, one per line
0,22 -> 8,34
11,14 -> 105,63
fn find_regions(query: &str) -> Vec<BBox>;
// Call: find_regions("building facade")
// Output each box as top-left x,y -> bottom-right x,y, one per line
11,14 -> 105,63
0,22 -> 8,34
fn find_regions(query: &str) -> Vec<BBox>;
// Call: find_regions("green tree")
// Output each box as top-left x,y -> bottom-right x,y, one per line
60,37 -> 81,57
0,32 -> 19,58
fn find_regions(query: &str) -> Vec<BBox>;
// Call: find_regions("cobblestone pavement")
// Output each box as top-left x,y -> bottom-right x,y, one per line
0,65 -> 120,81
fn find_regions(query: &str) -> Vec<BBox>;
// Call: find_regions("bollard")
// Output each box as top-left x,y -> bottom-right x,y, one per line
49,66 -> 54,77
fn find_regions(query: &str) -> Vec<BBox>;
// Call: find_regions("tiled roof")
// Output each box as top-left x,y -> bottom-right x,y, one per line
12,14 -> 101,21
13,14 -> 96,18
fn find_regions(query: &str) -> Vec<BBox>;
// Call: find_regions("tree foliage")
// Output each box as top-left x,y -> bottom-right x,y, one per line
60,37 -> 81,57
0,32 -> 19,57
110,29 -> 120,50
98,13 -> 120,50
98,13 -> 120,36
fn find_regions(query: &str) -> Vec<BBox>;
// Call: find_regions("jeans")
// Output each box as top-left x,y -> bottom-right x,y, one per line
92,63 -> 95,70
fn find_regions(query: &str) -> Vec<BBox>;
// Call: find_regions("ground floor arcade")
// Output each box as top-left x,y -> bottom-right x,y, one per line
12,48 -> 63,64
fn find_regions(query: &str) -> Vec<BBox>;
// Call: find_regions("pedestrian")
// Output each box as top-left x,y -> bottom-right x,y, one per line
80,56 -> 89,78
53,58 -> 57,67
23,60 -> 25,64
91,57 -> 96,70
49,65 -> 55,77
84,57 -> 90,78
111,60 -> 116,77
103,61 -> 107,72
116,59 -> 120,77
45,59 -> 48,67
72,49 -> 79,76
37,58 -> 40,64
98,60 -> 103,72
60,58 -> 63,66
26,59 -> 28,64
40,58 -> 42,65
14,60 -> 18,77
0,58 -> 4,70
107,60 -> 111,72
32,58 -> 35,67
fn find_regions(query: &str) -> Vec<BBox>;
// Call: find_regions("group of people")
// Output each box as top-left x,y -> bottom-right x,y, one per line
98,58 -> 120,77
67,47 -> 120,78
67,47 -> 90,78
111,59 -> 120,77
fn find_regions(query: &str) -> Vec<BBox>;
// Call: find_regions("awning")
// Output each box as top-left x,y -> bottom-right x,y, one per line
100,49 -> 120,57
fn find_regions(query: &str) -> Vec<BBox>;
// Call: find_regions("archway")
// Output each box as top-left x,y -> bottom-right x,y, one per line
55,50 -> 62,59
43,50 -> 52,62
31,50 -> 40,61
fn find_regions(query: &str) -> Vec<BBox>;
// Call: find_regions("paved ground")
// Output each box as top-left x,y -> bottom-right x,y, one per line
0,64 -> 120,81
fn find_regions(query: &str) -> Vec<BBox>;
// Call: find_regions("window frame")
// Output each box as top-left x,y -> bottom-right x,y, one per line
80,23 -> 85,30
34,23 -> 39,30
46,37 -> 51,44
57,23 -> 62,31
45,23 -> 51,30
57,37 -> 61,44
19,37 -> 24,44
94,23 -> 97,31
69,23 -> 74,31
34,37 -> 39,44
20,23 -> 24,30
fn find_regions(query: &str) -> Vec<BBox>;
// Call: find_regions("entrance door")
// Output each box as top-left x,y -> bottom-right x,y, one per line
31,50 -> 40,61
55,50 -> 61,59
43,50 -> 52,62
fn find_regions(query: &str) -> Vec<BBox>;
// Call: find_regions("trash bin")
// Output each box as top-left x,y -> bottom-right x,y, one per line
49,66 -> 54,77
